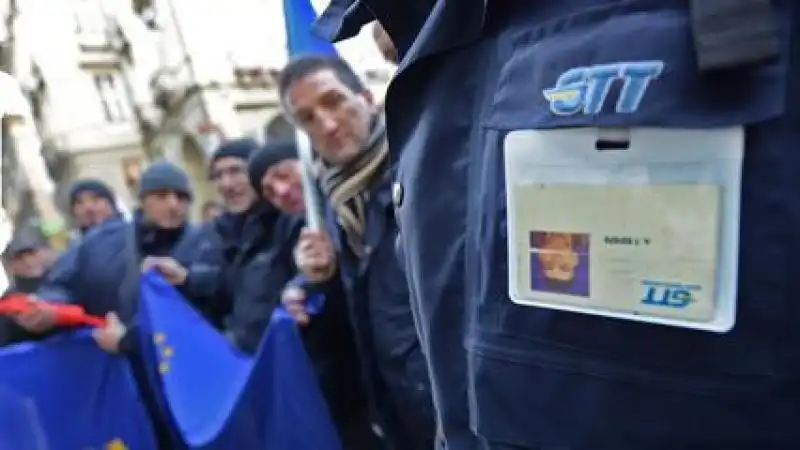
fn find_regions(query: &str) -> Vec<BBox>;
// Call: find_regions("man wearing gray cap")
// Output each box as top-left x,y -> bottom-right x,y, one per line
3,230 -> 56,295
11,161 -> 207,448
0,230 -> 58,346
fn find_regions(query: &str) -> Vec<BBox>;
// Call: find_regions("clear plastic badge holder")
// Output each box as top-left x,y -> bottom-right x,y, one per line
503,127 -> 744,333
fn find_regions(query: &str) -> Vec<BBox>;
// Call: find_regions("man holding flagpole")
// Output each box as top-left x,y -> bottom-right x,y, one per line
281,2 -> 436,449
269,54 -> 436,450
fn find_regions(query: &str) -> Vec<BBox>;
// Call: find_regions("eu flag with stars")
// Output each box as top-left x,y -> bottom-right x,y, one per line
0,332 -> 157,450
138,271 -> 341,450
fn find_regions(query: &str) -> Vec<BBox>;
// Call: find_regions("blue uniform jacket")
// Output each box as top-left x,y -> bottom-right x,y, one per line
319,0 -> 800,449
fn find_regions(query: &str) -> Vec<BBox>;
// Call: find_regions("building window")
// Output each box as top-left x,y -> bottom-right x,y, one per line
93,73 -> 132,122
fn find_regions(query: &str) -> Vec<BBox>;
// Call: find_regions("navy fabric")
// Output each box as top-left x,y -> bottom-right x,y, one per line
324,178 -> 436,449
317,2 -> 484,449
320,0 -> 800,448
36,216 -> 207,321
196,205 -> 302,354
284,271 -> 375,447
179,221 -> 228,328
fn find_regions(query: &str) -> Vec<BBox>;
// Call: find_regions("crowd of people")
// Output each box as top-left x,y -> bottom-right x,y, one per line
0,26 -> 432,450
2,2 -> 795,448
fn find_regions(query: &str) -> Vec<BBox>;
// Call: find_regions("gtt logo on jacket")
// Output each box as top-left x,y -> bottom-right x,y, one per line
543,61 -> 664,116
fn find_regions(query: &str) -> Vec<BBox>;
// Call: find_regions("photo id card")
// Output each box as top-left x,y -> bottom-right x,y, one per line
503,127 -> 744,333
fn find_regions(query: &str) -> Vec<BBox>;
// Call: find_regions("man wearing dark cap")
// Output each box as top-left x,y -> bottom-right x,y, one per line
67,178 -> 118,234
0,231 -> 58,346
249,140 -> 379,450
12,161 -> 207,448
3,231 -> 55,295
208,138 -> 260,214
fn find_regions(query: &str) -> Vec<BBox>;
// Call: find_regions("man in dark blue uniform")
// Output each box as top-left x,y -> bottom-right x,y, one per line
316,1 -> 797,449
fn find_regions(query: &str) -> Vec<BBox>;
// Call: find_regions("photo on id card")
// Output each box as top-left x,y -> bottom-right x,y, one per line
503,128 -> 744,332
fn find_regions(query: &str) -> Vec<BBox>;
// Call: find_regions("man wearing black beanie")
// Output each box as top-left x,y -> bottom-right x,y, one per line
67,178 -> 119,234
247,140 -> 304,213
189,138 -> 299,352
208,138 -> 259,214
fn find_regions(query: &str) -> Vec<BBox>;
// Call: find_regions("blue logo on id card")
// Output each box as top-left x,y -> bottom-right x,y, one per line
640,280 -> 698,309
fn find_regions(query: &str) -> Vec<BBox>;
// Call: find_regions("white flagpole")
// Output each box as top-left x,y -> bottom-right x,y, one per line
294,128 -> 322,230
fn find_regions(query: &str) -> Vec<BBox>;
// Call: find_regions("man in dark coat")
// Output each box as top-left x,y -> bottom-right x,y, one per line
12,161 -> 206,449
144,138 -> 295,350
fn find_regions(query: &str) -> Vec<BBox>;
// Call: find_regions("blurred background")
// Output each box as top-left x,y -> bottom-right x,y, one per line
0,0 -> 394,236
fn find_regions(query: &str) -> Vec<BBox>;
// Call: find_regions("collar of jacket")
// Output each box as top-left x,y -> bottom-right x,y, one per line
133,209 -> 187,256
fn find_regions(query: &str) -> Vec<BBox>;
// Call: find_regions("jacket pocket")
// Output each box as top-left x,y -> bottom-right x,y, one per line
471,0 -> 792,397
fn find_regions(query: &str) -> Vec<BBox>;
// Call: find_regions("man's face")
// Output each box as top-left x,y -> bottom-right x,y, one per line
141,190 -> 189,229
286,69 -> 377,166
72,192 -> 114,229
260,160 -> 305,214
210,156 -> 256,213
9,248 -> 53,278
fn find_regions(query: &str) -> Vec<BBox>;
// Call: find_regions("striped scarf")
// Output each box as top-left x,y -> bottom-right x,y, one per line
320,114 -> 389,258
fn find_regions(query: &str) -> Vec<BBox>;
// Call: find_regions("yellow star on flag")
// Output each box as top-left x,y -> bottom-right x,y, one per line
106,438 -> 128,450
153,332 -> 166,345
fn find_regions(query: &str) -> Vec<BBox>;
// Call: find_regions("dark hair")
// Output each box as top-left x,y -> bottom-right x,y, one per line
278,55 -> 366,110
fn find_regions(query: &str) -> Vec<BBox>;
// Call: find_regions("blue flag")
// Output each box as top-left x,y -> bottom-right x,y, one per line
0,332 -> 157,450
283,0 -> 338,56
138,271 -> 341,450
